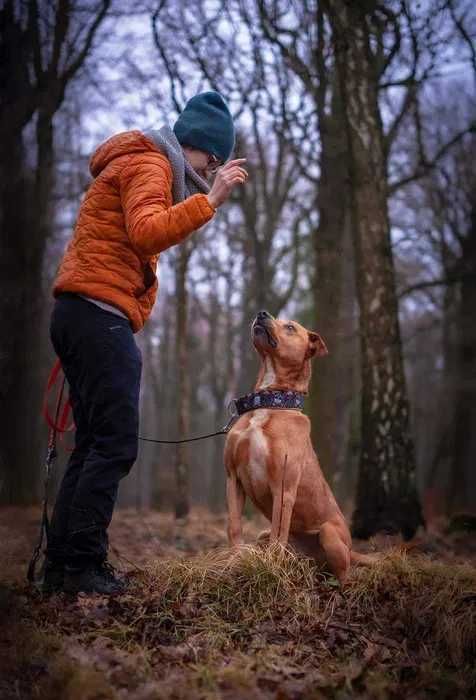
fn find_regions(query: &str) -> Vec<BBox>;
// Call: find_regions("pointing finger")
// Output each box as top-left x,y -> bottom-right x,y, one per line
222,158 -> 247,169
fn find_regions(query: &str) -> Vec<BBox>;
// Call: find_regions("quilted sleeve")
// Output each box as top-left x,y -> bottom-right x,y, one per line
119,155 -> 215,256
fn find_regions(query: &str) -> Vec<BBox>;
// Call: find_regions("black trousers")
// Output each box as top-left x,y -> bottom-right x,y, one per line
46,293 -> 142,568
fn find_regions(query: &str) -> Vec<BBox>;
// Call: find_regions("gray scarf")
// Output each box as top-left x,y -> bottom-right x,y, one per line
144,125 -> 210,203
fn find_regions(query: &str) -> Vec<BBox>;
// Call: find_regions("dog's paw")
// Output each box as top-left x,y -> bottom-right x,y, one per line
256,530 -> 271,548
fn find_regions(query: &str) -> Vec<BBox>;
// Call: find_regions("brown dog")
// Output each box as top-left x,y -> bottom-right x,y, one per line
224,310 -> 372,584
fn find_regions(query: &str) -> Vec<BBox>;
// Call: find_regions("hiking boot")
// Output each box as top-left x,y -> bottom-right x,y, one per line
40,559 -> 64,594
63,561 -> 126,595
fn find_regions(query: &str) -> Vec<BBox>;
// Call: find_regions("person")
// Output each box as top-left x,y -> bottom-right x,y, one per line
42,91 -> 247,594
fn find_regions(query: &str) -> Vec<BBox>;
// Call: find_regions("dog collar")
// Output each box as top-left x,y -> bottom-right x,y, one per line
231,390 -> 305,417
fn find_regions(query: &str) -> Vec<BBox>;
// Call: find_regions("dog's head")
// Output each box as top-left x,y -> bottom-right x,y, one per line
252,310 -> 328,393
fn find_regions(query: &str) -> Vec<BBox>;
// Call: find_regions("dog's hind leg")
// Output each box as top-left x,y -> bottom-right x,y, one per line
226,471 -> 246,547
318,521 -> 351,584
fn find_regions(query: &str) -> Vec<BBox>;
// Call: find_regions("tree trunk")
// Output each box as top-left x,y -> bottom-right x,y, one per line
0,111 -> 54,504
174,246 -> 191,519
309,72 -> 350,485
237,252 -> 260,395
0,1 -> 109,504
207,295 -> 225,511
0,7 -> 43,503
0,131 -> 40,503
448,205 -> 476,515
326,0 -> 423,539
421,277 -> 458,526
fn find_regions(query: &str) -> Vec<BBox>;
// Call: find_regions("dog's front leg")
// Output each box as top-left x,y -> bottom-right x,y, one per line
269,450 -> 302,546
226,471 -> 246,547
270,486 -> 297,545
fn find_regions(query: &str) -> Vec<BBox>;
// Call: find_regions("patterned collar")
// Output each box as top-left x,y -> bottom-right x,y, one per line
231,389 -> 305,417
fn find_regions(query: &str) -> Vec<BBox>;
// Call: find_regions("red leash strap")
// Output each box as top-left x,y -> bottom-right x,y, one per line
42,359 -> 75,434
28,359 -> 74,584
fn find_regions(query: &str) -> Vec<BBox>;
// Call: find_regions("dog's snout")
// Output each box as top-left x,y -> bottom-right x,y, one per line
257,310 -> 271,320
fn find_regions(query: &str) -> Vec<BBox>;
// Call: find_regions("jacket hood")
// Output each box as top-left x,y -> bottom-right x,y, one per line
90,130 -> 159,177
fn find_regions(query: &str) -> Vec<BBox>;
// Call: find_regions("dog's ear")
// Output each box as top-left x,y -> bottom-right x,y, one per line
307,332 -> 328,358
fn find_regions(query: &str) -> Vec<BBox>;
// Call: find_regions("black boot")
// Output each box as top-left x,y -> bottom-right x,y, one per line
63,561 -> 126,595
40,559 -> 65,594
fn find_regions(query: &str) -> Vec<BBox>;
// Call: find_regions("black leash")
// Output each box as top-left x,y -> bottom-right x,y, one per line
138,408 -> 238,445
28,381 -> 304,584
27,374 -> 66,584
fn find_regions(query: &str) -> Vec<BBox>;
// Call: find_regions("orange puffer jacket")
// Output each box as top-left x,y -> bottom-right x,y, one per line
53,130 -> 215,332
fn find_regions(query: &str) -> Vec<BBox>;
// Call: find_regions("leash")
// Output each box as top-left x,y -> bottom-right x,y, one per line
27,360 -> 70,583
138,403 -> 239,445
28,361 -> 305,583
138,428 -> 233,444
27,363 -> 237,584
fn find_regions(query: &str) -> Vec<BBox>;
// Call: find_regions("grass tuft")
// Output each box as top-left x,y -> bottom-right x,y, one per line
347,552 -> 476,665
140,543 -> 323,627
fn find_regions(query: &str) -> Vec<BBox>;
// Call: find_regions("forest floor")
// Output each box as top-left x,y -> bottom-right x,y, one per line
1,506 -> 475,700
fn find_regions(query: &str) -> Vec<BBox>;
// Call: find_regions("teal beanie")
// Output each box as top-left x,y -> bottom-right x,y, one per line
173,91 -> 235,162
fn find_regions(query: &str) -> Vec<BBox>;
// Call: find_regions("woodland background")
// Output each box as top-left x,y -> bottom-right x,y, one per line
1,0 -> 475,539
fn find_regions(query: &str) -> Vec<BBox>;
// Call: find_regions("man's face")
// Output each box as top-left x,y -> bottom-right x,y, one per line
183,147 -> 223,180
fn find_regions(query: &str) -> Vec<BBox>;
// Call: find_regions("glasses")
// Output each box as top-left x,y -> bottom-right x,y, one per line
207,153 -> 223,173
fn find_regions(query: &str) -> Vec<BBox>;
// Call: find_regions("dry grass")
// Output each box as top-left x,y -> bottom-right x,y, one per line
143,543 -> 320,620
2,508 -> 476,698
129,545 -> 476,660
347,552 -> 476,665
90,544 -> 476,697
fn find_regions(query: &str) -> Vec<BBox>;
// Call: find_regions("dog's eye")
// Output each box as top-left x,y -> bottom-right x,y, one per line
285,324 -> 295,332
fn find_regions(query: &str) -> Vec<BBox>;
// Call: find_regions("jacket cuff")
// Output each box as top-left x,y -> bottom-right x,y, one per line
187,193 -> 216,221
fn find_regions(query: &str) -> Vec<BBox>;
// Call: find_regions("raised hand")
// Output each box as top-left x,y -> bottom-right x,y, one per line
207,159 -> 248,209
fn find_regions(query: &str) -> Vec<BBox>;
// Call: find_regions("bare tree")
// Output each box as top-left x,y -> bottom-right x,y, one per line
0,0 -> 112,504
323,0 -> 424,538
413,120 -> 476,520
173,242 -> 193,519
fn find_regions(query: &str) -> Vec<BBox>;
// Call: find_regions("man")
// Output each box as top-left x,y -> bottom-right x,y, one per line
43,91 -> 247,594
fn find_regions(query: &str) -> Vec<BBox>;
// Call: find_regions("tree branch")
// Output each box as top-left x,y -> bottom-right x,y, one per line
398,273 -> 472,299
447,0 -> 476,80
27,0 -> 43,81
389,124 -> 475,194
151,1 -> 184,113
62,0 -> 111,86
51,0 -> 70,79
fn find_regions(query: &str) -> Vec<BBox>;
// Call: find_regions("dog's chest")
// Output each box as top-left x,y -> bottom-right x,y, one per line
259,358 -> 276,389
235,411 -> 271,495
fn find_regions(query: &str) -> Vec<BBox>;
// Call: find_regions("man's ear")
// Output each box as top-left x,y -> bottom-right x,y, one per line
306,332 -> 328,358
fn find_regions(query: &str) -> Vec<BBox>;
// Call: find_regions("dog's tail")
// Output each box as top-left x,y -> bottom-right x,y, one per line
351,541 -> 417,567
350,550 -> 380,566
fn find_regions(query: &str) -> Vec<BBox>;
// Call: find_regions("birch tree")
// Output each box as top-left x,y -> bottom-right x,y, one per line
324,0 -> 423,538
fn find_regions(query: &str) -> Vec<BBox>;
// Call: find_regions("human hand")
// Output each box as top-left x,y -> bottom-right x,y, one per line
207,159 -> 248,209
